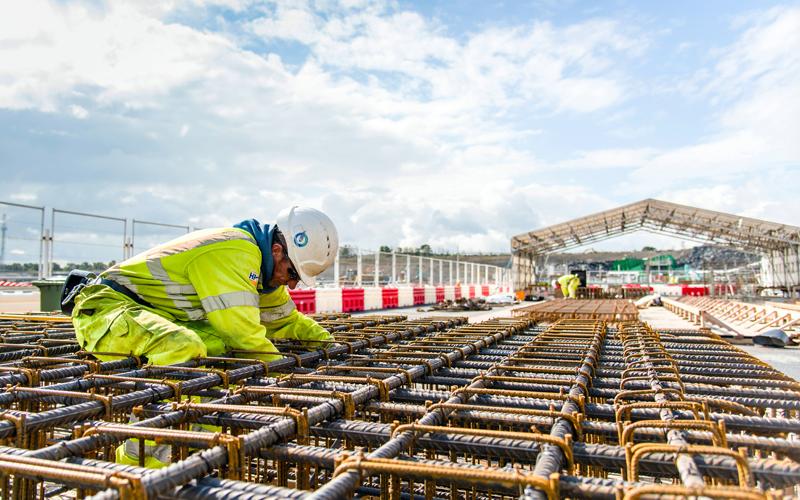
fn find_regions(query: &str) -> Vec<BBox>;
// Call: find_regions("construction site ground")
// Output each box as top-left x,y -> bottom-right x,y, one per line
0,289 -> 37,313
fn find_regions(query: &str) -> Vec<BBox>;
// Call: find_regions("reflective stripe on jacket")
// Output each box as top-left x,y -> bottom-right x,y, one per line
104,228 -> 255,321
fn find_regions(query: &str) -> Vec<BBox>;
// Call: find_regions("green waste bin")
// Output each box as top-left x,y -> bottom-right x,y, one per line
32,278 -> 66,312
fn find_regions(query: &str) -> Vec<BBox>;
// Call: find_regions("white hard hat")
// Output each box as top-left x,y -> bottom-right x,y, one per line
275,206 -> 339,287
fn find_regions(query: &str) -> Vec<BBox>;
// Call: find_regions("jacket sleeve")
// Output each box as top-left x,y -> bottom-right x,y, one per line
186,248 -> 281,362
259,286 -> 332,345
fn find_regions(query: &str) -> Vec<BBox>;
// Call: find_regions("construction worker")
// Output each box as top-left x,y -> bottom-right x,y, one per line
68,205 -> 338,364
557,274 -> 580,299
64,206 -> 338,467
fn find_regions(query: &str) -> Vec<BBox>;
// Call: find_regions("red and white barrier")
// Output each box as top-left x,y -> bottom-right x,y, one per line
364,287 -> 382,310
381,288 -> 399,309
412,287 -> 425,305
424,285 -> 436,304
290,284 -> 503,314
288,289 -> 316,314
0,281 -> 31,287
315,287 -> 342,313
398,287 -> 414,307
682,284 -> 708,297
652,284 -> 682,296
342,288 -> 365,312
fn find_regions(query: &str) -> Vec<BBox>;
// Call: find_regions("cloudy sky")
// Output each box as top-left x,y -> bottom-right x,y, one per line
1,0 -> 799,256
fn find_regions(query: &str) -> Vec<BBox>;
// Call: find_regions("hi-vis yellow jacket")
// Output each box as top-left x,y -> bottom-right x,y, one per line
98,226 -> 330,354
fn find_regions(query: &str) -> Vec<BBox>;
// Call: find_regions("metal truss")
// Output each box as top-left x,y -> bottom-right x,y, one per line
511,199 -> 800,254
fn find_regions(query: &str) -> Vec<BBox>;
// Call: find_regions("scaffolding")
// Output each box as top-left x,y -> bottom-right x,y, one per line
511,199 -> 800,292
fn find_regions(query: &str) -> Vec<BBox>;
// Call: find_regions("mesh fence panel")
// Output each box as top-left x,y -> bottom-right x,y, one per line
132,220 -> 190,255
421,257 -> 432,285
51,210 -> 125,275
378,252 -> 394,285
444,260 -> 454,285
1,200 -> 509,287
361,250 -> 378,287
398,254 -> 412,284
0,202 -> 44,280
338,246 -> 359,287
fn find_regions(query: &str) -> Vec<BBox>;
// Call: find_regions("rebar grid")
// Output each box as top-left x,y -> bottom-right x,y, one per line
0,311 -> 796,499
512,301 -> 639,323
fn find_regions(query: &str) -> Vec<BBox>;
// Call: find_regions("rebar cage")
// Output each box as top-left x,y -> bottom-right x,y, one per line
0,308 -> 797,500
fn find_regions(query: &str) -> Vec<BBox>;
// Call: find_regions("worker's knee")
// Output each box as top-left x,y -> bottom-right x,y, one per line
146,334 -> 207,366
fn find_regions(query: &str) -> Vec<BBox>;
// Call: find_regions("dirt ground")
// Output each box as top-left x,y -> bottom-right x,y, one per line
0,289 -> 40,313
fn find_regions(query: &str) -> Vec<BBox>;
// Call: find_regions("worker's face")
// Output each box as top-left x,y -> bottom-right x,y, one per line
268,243 -> 301,290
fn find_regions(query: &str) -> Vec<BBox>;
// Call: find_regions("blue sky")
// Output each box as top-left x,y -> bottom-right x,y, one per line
1,0 -> 798,259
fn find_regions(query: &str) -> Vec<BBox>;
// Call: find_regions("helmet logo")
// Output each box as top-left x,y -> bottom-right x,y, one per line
294,231 -> 309,247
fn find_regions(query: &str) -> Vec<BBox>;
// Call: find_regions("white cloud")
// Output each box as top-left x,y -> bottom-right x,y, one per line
1,0 -> 796,257
707,6 -> 799,101
633,6 -> 800,181
70,105 -> 89,119
0,0 -> 640,152
247,5 -> 641,116
556,148 -> 656,170
656,168 -> 800,227
558,6 -> 799,188
0,0 -> 272,111
9,193 -> 38,202
249,7 -> 320,44
658,184 -> 752,215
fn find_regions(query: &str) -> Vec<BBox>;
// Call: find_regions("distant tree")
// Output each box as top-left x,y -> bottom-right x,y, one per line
419,244 -> 432,255
379,245 -> 392,253
397,246 -> 420,255
641,246 -> 656,252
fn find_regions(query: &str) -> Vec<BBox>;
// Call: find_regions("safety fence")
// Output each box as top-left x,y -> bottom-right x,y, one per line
0,312 -> 795,498
325,248 -> 508,288
0,202 -> 44,280
0,201 -> 512,288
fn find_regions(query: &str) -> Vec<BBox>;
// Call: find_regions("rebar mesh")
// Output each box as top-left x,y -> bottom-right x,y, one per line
0,309 -> 796,500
